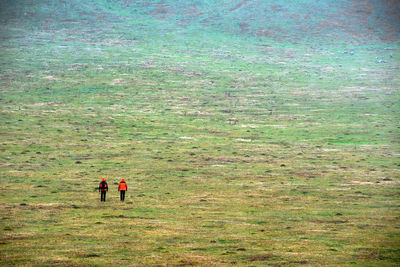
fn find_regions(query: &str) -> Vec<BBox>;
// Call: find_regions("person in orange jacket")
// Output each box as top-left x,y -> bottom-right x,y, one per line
118,178 -> 128,201
99,178 -> 108,202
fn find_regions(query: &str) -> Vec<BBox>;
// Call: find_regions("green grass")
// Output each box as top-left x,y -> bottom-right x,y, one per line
1,0 -> 399,266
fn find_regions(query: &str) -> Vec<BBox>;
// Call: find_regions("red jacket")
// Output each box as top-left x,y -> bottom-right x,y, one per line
118,181 -> 128,191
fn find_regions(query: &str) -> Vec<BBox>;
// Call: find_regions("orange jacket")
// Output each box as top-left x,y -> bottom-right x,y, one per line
118,181 -> 128,191
99,181 -> 108,192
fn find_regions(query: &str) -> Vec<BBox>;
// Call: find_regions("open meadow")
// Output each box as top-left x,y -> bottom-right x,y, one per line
0,0 -> 399,266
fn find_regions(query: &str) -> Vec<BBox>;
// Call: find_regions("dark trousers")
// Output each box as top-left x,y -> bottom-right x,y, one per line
101,191 -> 107,202
120,190 -> 126,201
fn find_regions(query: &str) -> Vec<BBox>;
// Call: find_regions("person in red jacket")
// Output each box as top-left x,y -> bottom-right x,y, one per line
118,178 -> 128,201
99,178 -> 108,202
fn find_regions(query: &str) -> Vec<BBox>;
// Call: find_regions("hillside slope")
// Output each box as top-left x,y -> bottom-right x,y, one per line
1,0 -> 399,44
0,1 -> 399,266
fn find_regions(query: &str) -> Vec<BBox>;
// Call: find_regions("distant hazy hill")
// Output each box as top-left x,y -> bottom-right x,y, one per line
1,0 -> 399,44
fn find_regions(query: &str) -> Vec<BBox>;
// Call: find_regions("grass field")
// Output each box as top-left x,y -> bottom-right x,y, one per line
0,0 -> 399,266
